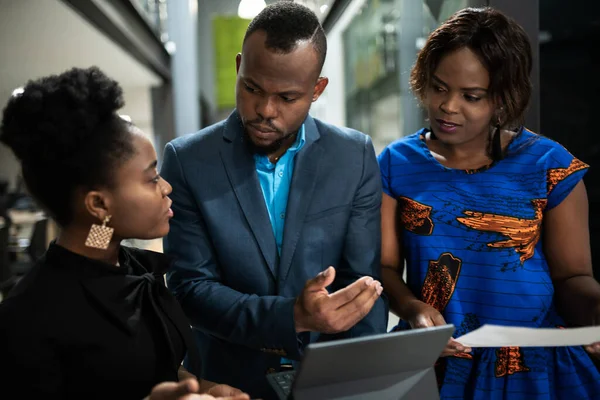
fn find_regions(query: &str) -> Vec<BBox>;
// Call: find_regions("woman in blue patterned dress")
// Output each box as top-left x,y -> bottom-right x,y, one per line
378,7 -> 600,399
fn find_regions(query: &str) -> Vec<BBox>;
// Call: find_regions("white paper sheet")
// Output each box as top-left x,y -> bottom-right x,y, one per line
455,324 -> 600,348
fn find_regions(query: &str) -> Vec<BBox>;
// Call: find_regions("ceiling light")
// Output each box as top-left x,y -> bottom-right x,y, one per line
238,0 -> 266,20
11,87 -> 24,97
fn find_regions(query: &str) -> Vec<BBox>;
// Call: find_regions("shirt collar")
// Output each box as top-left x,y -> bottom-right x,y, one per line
288,123 -> 306,154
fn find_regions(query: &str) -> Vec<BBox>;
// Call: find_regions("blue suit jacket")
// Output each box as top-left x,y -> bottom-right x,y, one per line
162,111 -> 387,398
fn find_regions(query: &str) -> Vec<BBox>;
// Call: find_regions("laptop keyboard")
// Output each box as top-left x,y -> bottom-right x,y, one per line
267,370 -> 296,399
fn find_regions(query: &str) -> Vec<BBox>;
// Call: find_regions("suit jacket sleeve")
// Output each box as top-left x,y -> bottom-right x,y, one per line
161,143 -> 301,359
326,134 -> 388,339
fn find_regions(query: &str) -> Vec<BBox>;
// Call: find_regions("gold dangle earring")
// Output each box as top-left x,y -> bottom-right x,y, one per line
85,215 -> 114,250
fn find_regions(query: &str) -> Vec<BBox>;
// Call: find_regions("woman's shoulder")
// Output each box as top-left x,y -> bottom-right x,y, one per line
1,257 -> 63,300
512,128 -> 586,168
514,128 -> 570,155
379,129 -> 429,163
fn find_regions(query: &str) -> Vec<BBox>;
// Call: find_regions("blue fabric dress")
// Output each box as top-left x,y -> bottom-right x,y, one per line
378,128 -> 600,399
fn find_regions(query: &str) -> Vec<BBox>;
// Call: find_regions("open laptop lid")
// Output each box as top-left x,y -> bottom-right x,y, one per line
292,324 -> 455,399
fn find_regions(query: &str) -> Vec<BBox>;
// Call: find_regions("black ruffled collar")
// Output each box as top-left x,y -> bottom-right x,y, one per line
44,242 -> 201,375
44,242 -> 173,277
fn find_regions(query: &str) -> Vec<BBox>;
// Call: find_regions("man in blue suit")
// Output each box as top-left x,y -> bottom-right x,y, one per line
161,3 -> 387,398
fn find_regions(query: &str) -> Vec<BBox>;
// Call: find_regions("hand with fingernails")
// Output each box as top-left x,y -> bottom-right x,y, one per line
294,266 -> 383,334
148,378 -> 250,400
404,299 -> 472,357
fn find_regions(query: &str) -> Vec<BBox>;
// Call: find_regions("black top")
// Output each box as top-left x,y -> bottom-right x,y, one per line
0,243 -> 200,399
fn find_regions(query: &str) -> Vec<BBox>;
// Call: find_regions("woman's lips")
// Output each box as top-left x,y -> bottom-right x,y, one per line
435,118 -> 460,133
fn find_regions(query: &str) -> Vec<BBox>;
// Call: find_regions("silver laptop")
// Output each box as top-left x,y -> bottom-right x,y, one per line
267,324 -> 454,400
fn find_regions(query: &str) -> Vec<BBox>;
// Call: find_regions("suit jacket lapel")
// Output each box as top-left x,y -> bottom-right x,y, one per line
279,116 -> 323,283
219,111 -> 278,278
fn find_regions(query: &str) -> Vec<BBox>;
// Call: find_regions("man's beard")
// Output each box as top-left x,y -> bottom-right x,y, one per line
242,126 -> 298,155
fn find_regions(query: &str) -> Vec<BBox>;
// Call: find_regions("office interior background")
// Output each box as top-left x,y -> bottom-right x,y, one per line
0,0 -> 599,304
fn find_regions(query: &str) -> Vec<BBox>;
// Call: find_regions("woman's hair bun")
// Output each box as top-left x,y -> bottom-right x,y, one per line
0,66 -> 124,163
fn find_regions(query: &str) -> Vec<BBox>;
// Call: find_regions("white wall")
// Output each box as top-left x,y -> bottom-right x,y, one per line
198,0 -> 218,115
311,0 -> 368,128
168,0 -> 200,137
0,0 -> 161,194
122,86 -> 155,146
0,88 -> 20,191
0,144 -> 19,192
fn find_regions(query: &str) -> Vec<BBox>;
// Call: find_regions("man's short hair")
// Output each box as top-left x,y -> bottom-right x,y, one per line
244,1 -> 327,73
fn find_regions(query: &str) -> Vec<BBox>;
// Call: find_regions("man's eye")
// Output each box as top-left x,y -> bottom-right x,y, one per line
244,84 -> 257,93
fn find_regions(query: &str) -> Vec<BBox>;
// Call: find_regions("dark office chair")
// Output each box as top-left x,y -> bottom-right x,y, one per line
11,218 -> 47,274
0,225 -> 14,300
0,218 -> 47,299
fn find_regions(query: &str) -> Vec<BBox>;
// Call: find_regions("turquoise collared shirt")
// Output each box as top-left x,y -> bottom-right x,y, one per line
254,124 -> 306,257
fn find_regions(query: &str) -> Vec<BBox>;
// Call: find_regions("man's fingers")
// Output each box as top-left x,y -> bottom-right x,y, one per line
181,395 -> 250,400
223,395 -> 251,400
175,379 -> 199,396
334,281 -> 382,331
180,395 -> 215,400
151,379 -> 198,399
301,274 -> 381,333
150,382 -> 179,400
329,276 -> 379,309
182,379 -> 201,394
207,384 -> 246,397
337,279 -> 381,315
305,267 -> 336,292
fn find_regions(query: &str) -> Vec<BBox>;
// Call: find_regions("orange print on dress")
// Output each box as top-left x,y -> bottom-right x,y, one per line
422,253 -> 473,360
495,347 -> 530,377
398,197 -> 434,235
547,158 -> 588,194
422,253 -> 462,313
456,199 -> 547,263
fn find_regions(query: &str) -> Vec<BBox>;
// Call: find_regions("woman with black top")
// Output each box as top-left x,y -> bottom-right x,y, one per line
0,67 -> 249,400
